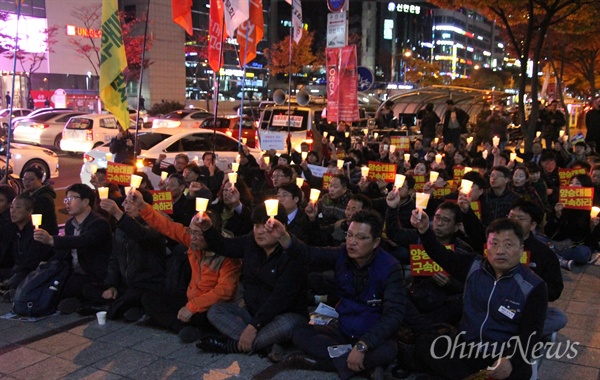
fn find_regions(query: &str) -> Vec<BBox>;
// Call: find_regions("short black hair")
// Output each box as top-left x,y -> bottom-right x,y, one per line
437,201 -> 463,224
332,174 -> 350,189
572,173 -> 593,187
96,168 -> 107,176
540,151 -> 556,163
272,165 -> 293,179
462,171 -> 487,190
491,165 -> 511,178
278,154 -> 292,165
510,198 -> 543,225
14,194 -> 35,212
22,166 -> 43,180
167,173 -> 186,187
202,152 -> 215,162
446,99 -> 455,106
350,193 -> 372,210
524,162 -> 540,174
0,185 -> 17,204
67,183 -> 96,208
278,183 -> 302,201
486,217 -> 524,244
251,201 -> 287,225
349,209 -> 383,239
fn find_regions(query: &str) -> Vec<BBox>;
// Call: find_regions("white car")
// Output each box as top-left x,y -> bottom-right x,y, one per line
12,110 -> 86,150
0,108 -> 33,129
151,109 -> 213,129
0,140 -> 59,182
60,113 -> 136,154
80,128 -> 261,188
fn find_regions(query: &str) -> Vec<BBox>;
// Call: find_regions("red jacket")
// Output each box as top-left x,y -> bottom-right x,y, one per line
140,204 -> 241,313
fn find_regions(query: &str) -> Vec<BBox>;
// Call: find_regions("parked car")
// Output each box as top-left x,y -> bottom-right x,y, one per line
0,108 -> 33,130
151,109 -> 213,129
0,137 -> 59,182
9,107 -> 74,129
80,128 -> 261,188
199,116 -> 258,148
60,113 -> 135,154
12,110 -> 87,150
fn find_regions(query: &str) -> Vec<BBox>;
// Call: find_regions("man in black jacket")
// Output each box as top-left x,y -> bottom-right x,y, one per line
442,100 -> 469,148
22,167 -> 58,235
195,203 -> 308,355
34,184 -> 112,314
199,152 -> 225,198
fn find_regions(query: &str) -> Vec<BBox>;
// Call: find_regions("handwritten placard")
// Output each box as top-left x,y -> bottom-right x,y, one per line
558,186 -> 594,210
367,161 -> 397,183
259,131 -> 286,151
558,168 -> 587,186
390,136 -> 411,151
149,190 -> 173,214
106,162 -> 135,186
409,244 -> 452,276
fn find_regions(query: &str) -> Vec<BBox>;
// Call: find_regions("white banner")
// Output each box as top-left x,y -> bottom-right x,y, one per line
286,0 -> 303,43
259,131 -> 287,151
307,164 -> 328,178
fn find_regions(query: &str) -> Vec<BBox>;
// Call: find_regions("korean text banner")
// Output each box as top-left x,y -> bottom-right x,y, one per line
326,45 -> 359,123
558,186 -> 594,210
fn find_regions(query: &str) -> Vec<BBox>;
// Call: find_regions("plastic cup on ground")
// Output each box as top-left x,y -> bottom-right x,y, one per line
96,311 -> 107,325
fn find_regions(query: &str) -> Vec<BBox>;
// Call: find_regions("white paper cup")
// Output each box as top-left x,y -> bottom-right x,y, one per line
383,144 -> 389,151
345,132 -> 350,138
429,171 -> 439,183
309,188 -> 321,203
435,154 -> 442,164
390,145 -> 397,153
96,311 -> 107,325
98,187 -> 109,200
466,136 -> 474,144
264,156 -> 270,165
404,153 -> 410,162
301,152 -> 308,160
231,162 -> 239,172
264,199 -> 279,217
482,150 -> 488,159
460,179 -> 474,194
124,186 -> 132,195
361,166 -> 369,178
323,131 -> 328,138
130,175 -> 143,190
363,128 -> 368,136
374,132 -> 379,139
510,153 -> 516,161
296,178 -> 304,187
394,174 -> 406,189
31,214 -> 42,229
337,160 -> 344,169
196,197 -> 209,213
591,206 -> 600,218
228,172 -> 237,184
160,171 -> 168,181
415,192 -> 430,209
492,136 -> 500,147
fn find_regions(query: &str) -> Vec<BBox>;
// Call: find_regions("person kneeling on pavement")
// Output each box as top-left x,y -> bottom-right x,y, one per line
255,209 -> 405,380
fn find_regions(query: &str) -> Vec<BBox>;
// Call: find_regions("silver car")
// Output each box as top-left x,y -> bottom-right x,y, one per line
12,110 -> 86,150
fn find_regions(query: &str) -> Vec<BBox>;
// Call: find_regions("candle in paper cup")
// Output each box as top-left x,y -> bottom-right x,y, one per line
363,128 -> 368,136
415,193 -> 431,218
301,151 -> 308,160
228,172 -> 237,184
264,199 -> 279,220
345,132 -> 350,138
390,145 -> 396,153
337,159 -> 344,169
559,130 -> 565,138
124,186 -> 132,195
231,162 -> 239,172
98,187 -> 109,200
394,174 -> 406,189
193,156 -> 199,164
329,135 -> 335,142
361,166 -> 369,178
383,144 -> 389,151
482,150 -> 488,159
536,131 -> 541,138
467,136 -> 474,144
31,214 -> 42,229
434,137 -> 439,144
460,179 -> 474,194
161,171 -> 168,181
429,171 -> 439,183
435,154 -> 442,164
130,174 -> 143,190
591,206 -> 600,218
196,197 -> 209,214
510,152 -> 516,161
464,167 -> 473,174
264,156 -> 270,165
404,153 -> 410,162
492,136 -> 500,147
374,132 -> 379,139
296,178 -> 304,187
242,137 -> 247,145
105,153 -> 113,162
90,164 -> 98,174
309,189 -> 321,203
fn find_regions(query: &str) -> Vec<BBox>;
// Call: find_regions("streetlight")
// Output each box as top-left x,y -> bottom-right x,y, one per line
403,50 -> 412,85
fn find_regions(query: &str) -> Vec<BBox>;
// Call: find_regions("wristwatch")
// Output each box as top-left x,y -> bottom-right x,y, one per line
355,341 -> 368,353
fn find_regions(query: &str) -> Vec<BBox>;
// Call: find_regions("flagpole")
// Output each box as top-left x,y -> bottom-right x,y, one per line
3,0 -> 22,185
238,29 -> 250,151
211,17 -> 226,154
286,20 -> 293,154
133,0 -> 151,162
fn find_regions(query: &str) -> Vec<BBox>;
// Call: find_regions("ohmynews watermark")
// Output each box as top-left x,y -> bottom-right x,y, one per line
430,332 -> 580,368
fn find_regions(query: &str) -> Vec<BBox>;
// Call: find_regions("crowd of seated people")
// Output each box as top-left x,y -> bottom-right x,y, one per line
2,120 -> 599,380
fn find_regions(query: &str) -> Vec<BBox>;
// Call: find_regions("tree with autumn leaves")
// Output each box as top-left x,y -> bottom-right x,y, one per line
264,30 -> 324,88
429,0 -> 597,151
67,4 -> 153,84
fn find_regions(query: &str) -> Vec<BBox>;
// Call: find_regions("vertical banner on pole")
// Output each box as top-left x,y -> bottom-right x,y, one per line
326,45 -> 359,123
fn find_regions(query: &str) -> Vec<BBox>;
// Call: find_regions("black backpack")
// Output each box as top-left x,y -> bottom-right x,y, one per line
13,260 -> 71,317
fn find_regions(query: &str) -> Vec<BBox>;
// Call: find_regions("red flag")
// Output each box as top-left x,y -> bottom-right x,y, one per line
209,0 -> 227,72
172,0 -> 193,35
236,0 -> 264,65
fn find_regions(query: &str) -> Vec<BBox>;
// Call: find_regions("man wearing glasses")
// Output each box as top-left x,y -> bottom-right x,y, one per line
255,209 -> 404,380
34,184 -> 112,314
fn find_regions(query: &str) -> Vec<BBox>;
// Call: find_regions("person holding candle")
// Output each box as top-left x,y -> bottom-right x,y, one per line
214,180 -> 254,236
275,184 -> 310,242
164,174 -> 198,227
566,141 -> 588,168
33,184 -> 112,315
540,152 -> 561,206
0,195 -> 54,302
508,165 -> 545,211
21,167 -> 58,236
152,153 -> 189,177
198,152 -> 225,199
124,190 -> 241,343
315,174 -> 353,225
195,203 -> 309,356
442,100 -> 469,149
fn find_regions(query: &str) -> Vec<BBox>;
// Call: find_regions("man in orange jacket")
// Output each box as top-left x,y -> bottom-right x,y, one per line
129,190 -> 241,343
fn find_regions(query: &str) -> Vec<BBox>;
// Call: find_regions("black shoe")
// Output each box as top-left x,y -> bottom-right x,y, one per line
196,334 -> 233,353
57,297 -> 81,314
179,326 -> 202,343
123,307 -> 143,322
252,353 -> 319,380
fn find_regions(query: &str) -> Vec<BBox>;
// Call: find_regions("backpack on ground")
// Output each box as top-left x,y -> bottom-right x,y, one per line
12,259 -> 71,317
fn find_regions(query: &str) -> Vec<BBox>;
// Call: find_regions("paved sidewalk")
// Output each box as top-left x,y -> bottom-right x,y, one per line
0,264 -> 599,380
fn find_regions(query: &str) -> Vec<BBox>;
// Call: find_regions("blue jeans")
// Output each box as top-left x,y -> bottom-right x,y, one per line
543,307 -> 567,337
557,245 -> 591,265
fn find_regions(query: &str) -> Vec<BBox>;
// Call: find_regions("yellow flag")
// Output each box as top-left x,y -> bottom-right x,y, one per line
100,0 -> 130,131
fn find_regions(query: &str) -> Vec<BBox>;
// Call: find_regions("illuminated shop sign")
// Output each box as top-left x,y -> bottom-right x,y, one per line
66,25 -> 102,38
387,3 -> 421,14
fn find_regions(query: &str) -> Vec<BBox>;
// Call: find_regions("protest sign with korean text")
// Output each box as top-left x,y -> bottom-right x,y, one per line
409,244 -> 452,276
149,190 -> 173,214
106,162 -> 135,186
558,186 -> 594,210
322,173 -> 335,190
390,136 -> 411,151
367,161 -> 397,183
558,168 -> 587,186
